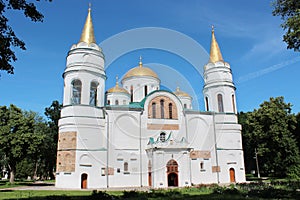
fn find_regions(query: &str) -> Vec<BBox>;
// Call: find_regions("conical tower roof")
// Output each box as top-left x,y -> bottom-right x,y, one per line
209,26 -> 223,63
79,6 -> 96,44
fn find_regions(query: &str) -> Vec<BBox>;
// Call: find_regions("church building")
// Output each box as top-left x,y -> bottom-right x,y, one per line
55,8 -> 246,189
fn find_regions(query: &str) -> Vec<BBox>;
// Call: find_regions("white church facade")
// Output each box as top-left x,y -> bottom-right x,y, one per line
55,8 -> 246,189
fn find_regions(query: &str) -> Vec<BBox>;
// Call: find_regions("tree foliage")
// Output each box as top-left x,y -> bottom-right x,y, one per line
0,0 -> 52,74
272,0 -> 300,51
0,105 -> 45,183
240,97 -> 300,178
43,100 -> 62,179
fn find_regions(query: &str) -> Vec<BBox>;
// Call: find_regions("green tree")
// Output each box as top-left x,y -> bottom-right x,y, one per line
272,0 -> 300,51
294,113 -> 300,149
240,97 -> 300,178
0,0 -> 52,74
238,111 -> 256,175
0,105 -> 45,183
44,100 -> 62,179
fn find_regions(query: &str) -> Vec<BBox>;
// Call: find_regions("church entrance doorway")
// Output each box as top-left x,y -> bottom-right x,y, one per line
81,173 -> 88,189
229,168 -> 235,183
168,173 -> 178,186
167,159 -> 178,187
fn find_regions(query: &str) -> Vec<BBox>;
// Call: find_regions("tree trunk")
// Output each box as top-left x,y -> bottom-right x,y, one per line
8,163 -> 16,184
33,161 -> 38,180
9,170 -> 15,184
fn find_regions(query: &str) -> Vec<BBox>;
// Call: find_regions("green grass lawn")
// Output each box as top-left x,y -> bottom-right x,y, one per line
0,190 -> 92,200
0,180 -> 299,200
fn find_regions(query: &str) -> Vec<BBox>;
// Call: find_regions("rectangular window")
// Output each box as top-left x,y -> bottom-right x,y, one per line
101,168 -> 106,176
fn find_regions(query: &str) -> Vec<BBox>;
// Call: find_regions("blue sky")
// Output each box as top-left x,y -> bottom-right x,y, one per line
0,0 -> 299,116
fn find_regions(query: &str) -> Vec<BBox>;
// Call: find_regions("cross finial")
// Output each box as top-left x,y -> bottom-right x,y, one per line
88,3 -> 92,11
139,56 -> 143,67
211,25 -> 215,32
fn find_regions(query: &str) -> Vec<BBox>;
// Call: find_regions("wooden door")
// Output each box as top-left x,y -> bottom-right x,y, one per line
229,168 -> 235,183
81,173 -> 88,189
148,172 -> 152,186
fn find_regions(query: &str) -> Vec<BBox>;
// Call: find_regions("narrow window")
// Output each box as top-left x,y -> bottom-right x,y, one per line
71,79 -> 82,105
144,85 -> 148,97
124,162 -> 128,172
205,96 -> 209,111
89,82 -> 98,106
160,132 -> 166,142
107,100 -> 110,105
217,94 -> 224,112
160,99 -> 164,119
200,161 -> 204,170
152,102 -> 156,118
130,85 -> 133,102
101,168 -> 106,176
232,94 -> 236,113
115,100 -> 119,105
169,103 -> 173,119
184,104 -> 187,109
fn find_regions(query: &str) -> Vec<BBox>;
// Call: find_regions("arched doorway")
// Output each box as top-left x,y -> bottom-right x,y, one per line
81,173 -> 88,189
167,159 -> 178,187
229,168 -> 235,183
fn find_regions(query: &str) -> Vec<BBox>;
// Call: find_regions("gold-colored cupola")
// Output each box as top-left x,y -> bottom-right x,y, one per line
79,6 -> 96,44
209,26 -> 223,63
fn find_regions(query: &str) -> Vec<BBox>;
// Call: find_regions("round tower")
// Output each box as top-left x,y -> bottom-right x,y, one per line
106,76 -> 130,105
203,28 -> 237,113
173,87 -> 192,109
62,8 -> 105,108
56,7 -> 108,189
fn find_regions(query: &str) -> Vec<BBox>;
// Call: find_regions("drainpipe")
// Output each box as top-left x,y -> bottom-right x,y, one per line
139,109 -> 144,187
104,109 -> 109,188
212,112 -> 220,183
183,109 -> 192,185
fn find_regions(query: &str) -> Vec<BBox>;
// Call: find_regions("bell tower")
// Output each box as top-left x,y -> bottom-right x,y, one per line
56,7 -> 108,189
62,7 -> 106,107
203,27 -> 237,114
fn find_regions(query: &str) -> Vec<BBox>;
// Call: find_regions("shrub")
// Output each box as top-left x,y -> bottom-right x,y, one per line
91,190 -> 114,200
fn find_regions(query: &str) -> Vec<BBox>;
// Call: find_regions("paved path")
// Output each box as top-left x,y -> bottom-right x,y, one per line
0,182 -> 152,191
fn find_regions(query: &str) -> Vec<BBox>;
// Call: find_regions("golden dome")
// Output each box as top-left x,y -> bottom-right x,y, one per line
107,82 -> 129,94
122,57 -> 159,80
174,87 -> 190,97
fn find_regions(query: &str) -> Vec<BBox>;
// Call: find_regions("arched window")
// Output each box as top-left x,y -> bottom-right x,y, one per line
89,82 -> 98,106
144,85 -> 148,97
169,103 -> 173,119
107,100 -> 110,105
124,162 -> 128,172
71,79 -> 82,105
205,96 -> 209,111
130,85 -> 133,102
115,100 -> 119,105
160,132 -> 166,142
217,94 -> 224,112
184,104 -> 187,109
152,102 -> 156,118
232,94 -> 236,113
160,99 -> 164,118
